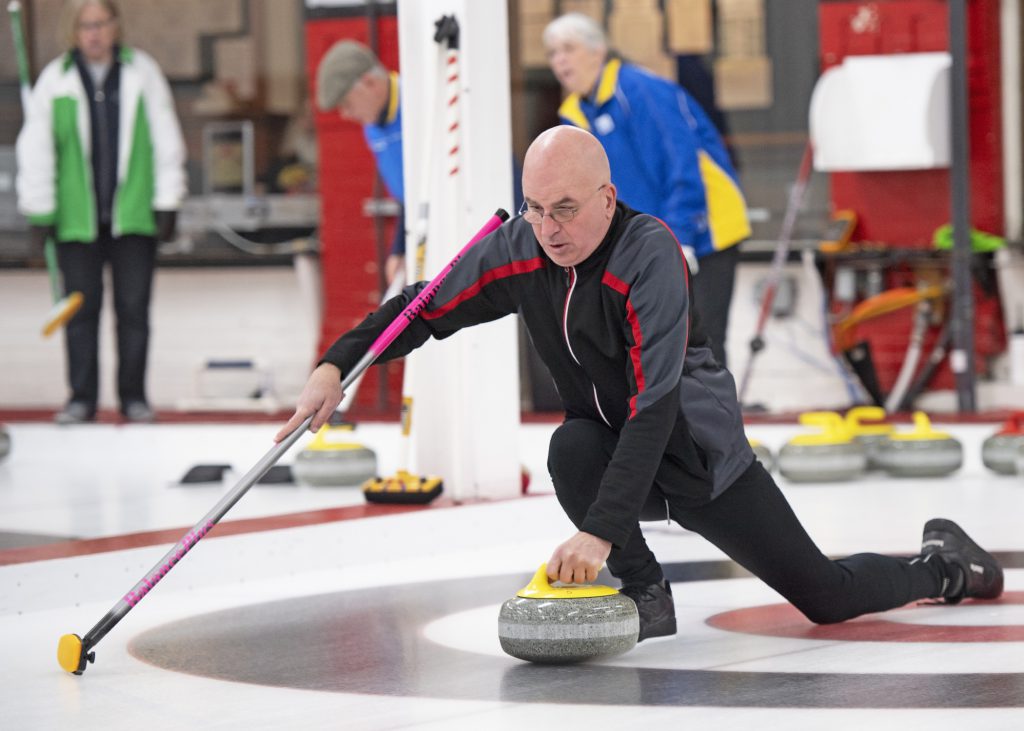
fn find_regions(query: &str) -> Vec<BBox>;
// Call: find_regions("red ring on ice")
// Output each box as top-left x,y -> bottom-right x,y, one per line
706,591 -> 1024,642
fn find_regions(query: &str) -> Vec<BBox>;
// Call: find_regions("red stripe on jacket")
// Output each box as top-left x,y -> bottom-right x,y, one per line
422,257 -> 546,320
602,271 -> 645,418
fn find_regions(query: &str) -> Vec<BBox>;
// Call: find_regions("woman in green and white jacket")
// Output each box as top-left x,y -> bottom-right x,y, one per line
16,0 -> 185,424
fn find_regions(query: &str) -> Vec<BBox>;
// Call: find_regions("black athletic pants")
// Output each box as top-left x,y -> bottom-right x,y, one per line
690,244 -> 739,369
548,419 -> 947,624
58,230 -> 157,409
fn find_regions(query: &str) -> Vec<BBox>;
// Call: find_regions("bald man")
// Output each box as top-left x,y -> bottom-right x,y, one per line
279,127 -> 1002,643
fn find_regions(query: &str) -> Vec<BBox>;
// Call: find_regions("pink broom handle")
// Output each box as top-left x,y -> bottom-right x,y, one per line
342,208 -> 510,381
58,208 -> 509,675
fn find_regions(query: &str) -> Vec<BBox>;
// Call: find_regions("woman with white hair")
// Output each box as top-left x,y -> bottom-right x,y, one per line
543,12 -> 749,368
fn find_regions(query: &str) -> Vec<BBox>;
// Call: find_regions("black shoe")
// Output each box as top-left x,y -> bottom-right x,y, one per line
921,518 -> 1003,604
620,580 -> 677,641
122,401 -> 155,423
54,401 -> 95,425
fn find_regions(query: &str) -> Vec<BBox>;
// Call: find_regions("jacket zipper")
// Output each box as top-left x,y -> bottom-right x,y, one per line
562,266 -> 611,427
562,267 -> 580,363
94,83 -> 112,227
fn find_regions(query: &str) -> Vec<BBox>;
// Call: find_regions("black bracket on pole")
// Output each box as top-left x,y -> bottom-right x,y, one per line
434,14 -> 460,50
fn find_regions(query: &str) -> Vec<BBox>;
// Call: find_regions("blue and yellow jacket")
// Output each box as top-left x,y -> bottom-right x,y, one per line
364,71 -> 404,256
559,59 -> 750,258
364,71 -> 404,203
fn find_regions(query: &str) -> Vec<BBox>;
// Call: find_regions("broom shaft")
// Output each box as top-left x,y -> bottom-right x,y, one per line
81,412 -> 314,650
737,142 -> 814,404
366,210 -> 505,360
9,4 -> 76,321
336,274 -> 405,414
8,1 -> 32,109
81,361 -> 370,651
44,237 -> 62,303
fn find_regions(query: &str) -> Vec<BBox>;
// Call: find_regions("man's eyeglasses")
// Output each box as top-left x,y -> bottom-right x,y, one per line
519,184 -> 607,225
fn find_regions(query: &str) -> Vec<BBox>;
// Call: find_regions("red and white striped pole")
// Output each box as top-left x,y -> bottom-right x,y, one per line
441,22 -> 460,179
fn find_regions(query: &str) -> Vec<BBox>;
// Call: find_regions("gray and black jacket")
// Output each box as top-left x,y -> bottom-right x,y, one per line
323,202 -> 753,548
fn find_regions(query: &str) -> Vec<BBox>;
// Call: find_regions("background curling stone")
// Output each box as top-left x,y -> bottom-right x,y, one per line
876,411 -> 962,477
778,411 -> 866,483
0,424 -> 9,461
844,406 -> 893,470
748,437 -> 774,471
292,424 -> 377,486
498,564 -> 639,664
981,412 -> 1024,475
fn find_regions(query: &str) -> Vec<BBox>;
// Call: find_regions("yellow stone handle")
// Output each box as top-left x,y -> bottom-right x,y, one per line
790,411 -> 851,446
516,563 -> 618,599
845,406 -> 893,436
306,423 -> 359,450
528,563 -> 553,592
890,411 -> 953,441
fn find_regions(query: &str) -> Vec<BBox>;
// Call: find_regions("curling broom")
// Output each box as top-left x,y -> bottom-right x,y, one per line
56,208 -> 509,675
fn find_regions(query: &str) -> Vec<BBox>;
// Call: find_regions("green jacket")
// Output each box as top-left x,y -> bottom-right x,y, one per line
16,46 -> 185,242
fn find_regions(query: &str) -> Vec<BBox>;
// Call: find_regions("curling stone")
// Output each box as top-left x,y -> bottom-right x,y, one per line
0,424 -> 9,461
981,412 -> 1024,475
292,424 -> 378,487
498,564 -> 639,664
875,411 -> 962,478
844,406 -> 894,470
778,411 -> 866,483
748,438 -> 774,471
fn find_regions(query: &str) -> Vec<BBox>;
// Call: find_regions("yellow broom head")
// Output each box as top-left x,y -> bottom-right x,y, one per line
41,291 -> 84,338
57,633 -> 90,674
362,469 -> 443,504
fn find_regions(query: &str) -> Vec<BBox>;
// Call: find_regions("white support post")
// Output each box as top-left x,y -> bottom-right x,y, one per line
397,0 -> 521,501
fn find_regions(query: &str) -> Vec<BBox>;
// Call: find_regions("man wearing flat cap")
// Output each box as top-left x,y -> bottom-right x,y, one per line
317,40 -> 405,283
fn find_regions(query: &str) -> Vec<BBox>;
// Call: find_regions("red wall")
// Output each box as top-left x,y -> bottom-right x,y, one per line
306,14 -> 403,417
819,0 -> 1004,244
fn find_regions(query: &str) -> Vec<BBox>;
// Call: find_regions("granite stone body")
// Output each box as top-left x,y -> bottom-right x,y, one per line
981,434 -> 1024,475
751,443 -> 774,472
854,433 -> 890,470
0,425 -> 9,460
876,437 -> 963,477
292,445 -> 378,486
777,442 -> 866,482
498,593 -> 640,663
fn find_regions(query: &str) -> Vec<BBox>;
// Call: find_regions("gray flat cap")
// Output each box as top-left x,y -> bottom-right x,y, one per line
317,40 -> 378,111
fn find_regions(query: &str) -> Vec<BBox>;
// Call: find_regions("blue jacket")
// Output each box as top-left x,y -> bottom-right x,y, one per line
364,72 -> 403,202
364,72 -> 404,254
559,59 -> 750,258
